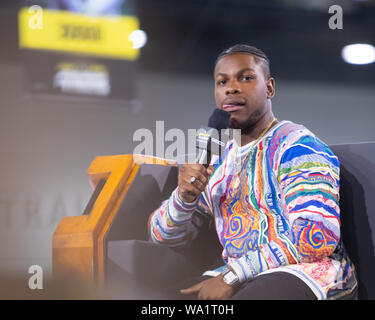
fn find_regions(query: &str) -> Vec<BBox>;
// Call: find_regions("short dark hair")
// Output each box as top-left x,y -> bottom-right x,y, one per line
215,44 -> 271,78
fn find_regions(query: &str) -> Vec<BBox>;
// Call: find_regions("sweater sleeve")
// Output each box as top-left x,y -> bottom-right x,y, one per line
228,134 -> 341,283
148,187 -> 212,248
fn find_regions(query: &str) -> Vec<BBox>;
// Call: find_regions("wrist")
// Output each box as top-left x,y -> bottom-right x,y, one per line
221,267 -> 240,288
177,187 -> 199,205
227,261 -> 249,283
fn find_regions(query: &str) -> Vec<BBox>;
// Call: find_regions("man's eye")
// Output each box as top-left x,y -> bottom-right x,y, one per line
241,76 -> 253,81
217,79 -> 226,85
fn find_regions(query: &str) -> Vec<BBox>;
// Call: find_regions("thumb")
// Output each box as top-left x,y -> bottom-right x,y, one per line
207,165 -> 215,176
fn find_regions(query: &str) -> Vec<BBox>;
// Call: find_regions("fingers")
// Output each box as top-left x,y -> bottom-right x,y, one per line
181,276 -> 235,300
180,282 -> 203,295
189,172 -> 208,189
178,164 -> 215,203
180,164 -> 214,186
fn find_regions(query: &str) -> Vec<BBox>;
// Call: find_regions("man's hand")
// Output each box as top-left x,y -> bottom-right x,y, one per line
178,164 -> 214,203
180,275 -> 235,300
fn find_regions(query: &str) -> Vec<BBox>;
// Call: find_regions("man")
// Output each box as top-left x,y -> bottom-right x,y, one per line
148,44 -> 357,300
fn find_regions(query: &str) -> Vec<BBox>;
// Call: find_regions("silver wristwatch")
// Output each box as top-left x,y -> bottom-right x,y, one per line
221,268 -> 240,287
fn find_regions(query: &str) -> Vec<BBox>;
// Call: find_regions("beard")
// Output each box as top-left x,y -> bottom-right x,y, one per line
229,109 -> 264,135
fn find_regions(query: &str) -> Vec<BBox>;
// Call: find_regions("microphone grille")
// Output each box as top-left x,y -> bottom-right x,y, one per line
207,109 -> 230,130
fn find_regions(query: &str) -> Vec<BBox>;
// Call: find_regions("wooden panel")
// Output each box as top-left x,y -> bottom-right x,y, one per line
52,154 -> 175,286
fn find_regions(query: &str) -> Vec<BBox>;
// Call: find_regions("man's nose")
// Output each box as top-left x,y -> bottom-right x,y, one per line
225,81 -> 241,95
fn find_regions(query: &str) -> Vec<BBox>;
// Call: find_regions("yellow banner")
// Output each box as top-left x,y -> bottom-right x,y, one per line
18,7 -> 140,60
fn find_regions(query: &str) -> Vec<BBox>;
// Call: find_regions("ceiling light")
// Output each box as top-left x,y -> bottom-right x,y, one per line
129,30 -> 147,49
341,43 -> 375,65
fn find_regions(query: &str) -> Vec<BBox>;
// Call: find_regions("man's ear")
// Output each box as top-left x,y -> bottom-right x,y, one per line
266,77 -> 275,99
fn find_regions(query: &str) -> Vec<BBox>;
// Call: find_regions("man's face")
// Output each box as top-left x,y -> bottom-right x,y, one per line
214,53 -> 274,130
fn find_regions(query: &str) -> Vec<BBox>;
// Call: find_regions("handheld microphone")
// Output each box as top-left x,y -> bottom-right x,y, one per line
196,109 -> 230,167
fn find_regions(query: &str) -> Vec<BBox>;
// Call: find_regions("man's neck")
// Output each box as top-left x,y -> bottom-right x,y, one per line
240,111 -> 276,146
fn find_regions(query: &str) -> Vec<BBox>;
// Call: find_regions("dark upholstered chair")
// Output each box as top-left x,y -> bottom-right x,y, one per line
331,142 -> 375,299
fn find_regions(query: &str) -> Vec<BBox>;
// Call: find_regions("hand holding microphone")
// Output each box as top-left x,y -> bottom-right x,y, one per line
178,164 -> 214,203
177,109 -> 230,203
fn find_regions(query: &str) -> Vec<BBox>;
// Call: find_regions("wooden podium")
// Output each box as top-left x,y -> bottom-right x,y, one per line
52,154 -> 177,285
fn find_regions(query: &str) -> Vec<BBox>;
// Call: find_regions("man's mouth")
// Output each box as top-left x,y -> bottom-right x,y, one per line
222,103 -> 245,112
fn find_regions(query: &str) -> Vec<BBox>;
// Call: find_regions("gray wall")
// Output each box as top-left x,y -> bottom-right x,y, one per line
0,63 -> 374,277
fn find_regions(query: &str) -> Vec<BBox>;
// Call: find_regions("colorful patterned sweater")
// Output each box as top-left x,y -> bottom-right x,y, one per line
149,120 -> 357,300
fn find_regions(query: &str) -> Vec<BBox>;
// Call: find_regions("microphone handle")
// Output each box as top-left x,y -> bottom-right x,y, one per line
203,149 -> 211,168
197,147 -> 211,168
204,136 -> 212,168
